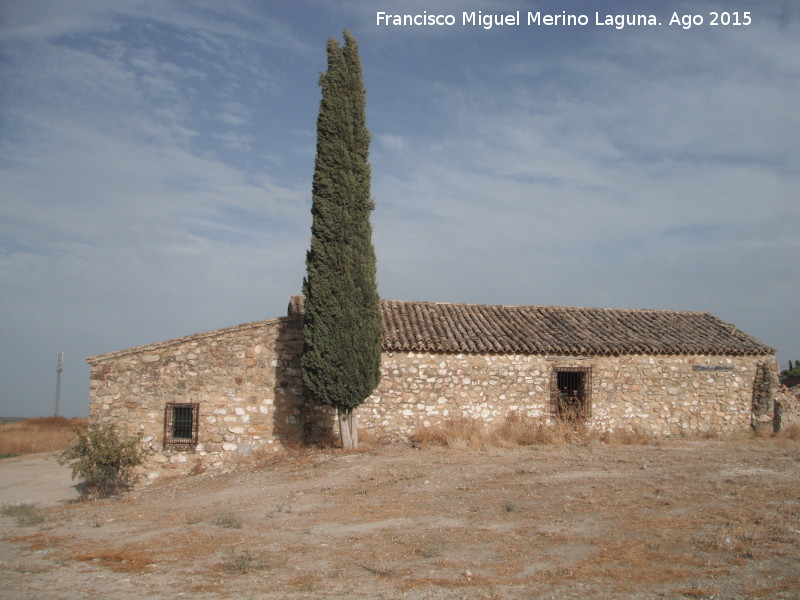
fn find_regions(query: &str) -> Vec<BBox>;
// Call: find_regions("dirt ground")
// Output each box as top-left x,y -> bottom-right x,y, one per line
0,452 -> 81,506
1,438 -> 799,600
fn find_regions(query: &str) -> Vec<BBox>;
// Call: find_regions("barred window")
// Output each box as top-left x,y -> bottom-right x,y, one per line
550,367 -> 592,421
163,402 -> 199,450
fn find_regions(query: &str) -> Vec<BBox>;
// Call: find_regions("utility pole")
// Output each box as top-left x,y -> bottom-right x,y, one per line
55,352 -> 63,417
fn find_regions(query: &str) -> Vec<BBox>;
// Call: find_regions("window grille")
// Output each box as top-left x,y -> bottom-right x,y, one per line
550,367 -> 592,420
163,402 -> 199,450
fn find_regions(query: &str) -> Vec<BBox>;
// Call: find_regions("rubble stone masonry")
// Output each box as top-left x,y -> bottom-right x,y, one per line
360,352 -> 770,438
89,318 -> 310,479
88,316 -> 781,479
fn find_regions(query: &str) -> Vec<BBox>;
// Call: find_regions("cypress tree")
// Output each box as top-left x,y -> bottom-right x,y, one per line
301,31 -> 382,449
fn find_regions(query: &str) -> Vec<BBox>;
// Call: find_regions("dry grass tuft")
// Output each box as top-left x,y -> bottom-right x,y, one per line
358,559 -> 396,577
674,587 -> 717,598
751,425 -> 774,439
0,417 -> 87,456
600,427 -> 653,445
495,413 -> 558,446
500,412 -> 602,444
775,423 -> 800,440
246,442 -> 330,471
72,549 -> 155,572
221,549 -> 268,574
411,417 -> 489,449
214,512 -> 243,529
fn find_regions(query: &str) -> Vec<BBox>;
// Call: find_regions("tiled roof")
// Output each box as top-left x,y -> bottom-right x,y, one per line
289,296 -> 773,356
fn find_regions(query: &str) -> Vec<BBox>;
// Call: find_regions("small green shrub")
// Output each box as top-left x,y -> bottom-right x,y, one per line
58,423 -> 143,498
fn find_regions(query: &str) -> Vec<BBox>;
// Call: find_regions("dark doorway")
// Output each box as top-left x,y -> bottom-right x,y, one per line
552,367 -> 591,421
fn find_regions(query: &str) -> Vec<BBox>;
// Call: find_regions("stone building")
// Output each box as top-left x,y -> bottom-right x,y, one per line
87,296 -> 789,478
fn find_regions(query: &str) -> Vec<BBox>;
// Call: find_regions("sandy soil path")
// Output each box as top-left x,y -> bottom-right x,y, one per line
0,452 -> 81,506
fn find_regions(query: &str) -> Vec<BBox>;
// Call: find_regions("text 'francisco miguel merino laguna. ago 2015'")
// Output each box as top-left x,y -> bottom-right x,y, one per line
376,11 -> 753,30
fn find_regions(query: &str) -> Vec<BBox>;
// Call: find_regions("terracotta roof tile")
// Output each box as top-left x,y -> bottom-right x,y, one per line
289,296 -> 773,356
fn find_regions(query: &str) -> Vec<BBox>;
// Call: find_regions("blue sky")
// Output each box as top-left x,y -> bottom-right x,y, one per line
1,1 -> 798,418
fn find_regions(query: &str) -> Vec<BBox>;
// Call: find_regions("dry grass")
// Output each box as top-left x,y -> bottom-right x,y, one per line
220,549 -> 269,574
776,423 -> 800,440
0,417 -> 87,456
245,442 -> 333,471
411,417 -> 488,449
412,413 -> 800,449
599,426 -> 653,445
411,413 -> 654,449
72,549 -> 155,572
213,512 -> 243,529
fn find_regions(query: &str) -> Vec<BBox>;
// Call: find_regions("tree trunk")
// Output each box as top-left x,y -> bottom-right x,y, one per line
338,408 -> 358,450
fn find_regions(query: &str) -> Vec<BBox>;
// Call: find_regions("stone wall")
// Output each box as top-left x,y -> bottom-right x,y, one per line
775,386 -> 800,430
358,352 -> 771,439
88,315 -> 778,480
88,317 -> 310,480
